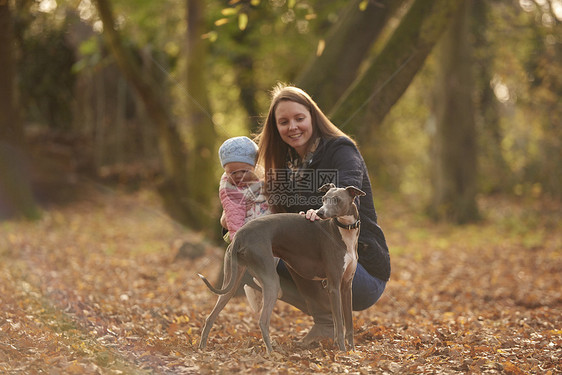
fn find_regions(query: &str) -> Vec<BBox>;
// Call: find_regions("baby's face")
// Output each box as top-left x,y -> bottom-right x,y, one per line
224,162 -> 258,185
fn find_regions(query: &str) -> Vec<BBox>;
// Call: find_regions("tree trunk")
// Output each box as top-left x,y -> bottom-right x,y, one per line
228,16 -> 261,134
0,2 -> 40,221
472,0 -> 510,194
296,0 -> 405,111
94,0 -> 197,226
234,51 -> 260,133
429,0 -> 479,224
330,0 -> 464,134
185,0 -> 218,230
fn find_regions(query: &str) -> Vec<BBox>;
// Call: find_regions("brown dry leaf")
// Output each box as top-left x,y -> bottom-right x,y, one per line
1,186 -> 561,373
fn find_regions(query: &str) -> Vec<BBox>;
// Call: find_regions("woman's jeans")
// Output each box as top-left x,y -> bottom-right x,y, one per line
277,260 -> 387,312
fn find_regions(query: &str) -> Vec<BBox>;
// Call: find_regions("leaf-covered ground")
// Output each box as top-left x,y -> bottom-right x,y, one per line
1,183 -> 560,374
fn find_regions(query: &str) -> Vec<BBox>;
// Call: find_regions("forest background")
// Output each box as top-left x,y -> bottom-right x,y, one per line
0,0 -> 561,373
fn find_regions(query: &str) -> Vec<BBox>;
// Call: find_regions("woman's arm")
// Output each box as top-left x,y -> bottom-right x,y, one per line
303,140 -> 366,221
330,142 -> 365,189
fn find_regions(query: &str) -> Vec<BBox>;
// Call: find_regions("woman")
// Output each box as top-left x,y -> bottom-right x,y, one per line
254,83 -> 390,343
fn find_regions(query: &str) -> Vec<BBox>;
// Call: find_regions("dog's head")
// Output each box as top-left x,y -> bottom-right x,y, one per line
316,183 -> 365,219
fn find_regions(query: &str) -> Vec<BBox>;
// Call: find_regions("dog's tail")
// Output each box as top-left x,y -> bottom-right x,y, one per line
198,244 -> 239,295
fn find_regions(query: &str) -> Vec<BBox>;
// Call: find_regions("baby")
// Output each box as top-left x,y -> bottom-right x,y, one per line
218,136 -> 270,242
218,136 -> 272,313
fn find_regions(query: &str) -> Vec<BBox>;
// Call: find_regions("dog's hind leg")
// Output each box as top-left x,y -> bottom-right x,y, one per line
199,265 -> 246,350
257,275 -> 280,354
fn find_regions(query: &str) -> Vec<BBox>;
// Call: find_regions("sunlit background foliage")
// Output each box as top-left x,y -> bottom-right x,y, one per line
8,0 -> 562,215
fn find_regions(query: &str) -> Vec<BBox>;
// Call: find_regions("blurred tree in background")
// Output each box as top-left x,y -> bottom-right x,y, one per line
0,1 -> 40,220
296,0 -> 407,111
2,0 -> 561,229
429,0 -> 479,223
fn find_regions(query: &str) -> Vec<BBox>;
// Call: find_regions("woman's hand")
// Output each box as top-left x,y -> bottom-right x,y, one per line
299,209 -> 321,222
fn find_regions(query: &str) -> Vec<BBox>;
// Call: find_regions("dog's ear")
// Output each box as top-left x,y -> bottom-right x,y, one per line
346,186 -> 366,197
318,183 -> 337,192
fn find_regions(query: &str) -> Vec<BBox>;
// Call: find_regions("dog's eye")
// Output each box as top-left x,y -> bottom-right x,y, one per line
326,196 -> 338,205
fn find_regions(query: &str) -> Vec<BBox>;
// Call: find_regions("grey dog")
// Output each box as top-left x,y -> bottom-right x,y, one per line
198,183 -> 365,353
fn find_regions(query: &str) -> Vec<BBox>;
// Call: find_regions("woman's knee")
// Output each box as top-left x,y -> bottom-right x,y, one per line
352,266 -> 387,311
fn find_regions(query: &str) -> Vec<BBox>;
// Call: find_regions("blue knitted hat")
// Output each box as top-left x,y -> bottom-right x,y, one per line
218,136 -> 259,167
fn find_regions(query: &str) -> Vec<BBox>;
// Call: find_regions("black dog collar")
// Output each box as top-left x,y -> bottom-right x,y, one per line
334,218 -> 361,230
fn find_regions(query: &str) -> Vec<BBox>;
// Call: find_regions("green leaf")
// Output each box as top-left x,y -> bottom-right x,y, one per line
215,18 -> 230,26
71,59 -> 88,74
359,0 -> 368,11
238,13 -> 248,31
78,37 -> 99,56
202,31 -> 218,42
221,7 -> 238,16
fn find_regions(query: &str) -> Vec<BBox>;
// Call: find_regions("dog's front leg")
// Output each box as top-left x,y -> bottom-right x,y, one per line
326,276 -> 346,351
341,277 -> 354,350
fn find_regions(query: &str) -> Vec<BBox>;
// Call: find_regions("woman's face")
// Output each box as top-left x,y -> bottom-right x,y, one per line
274,100 -> 314,158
